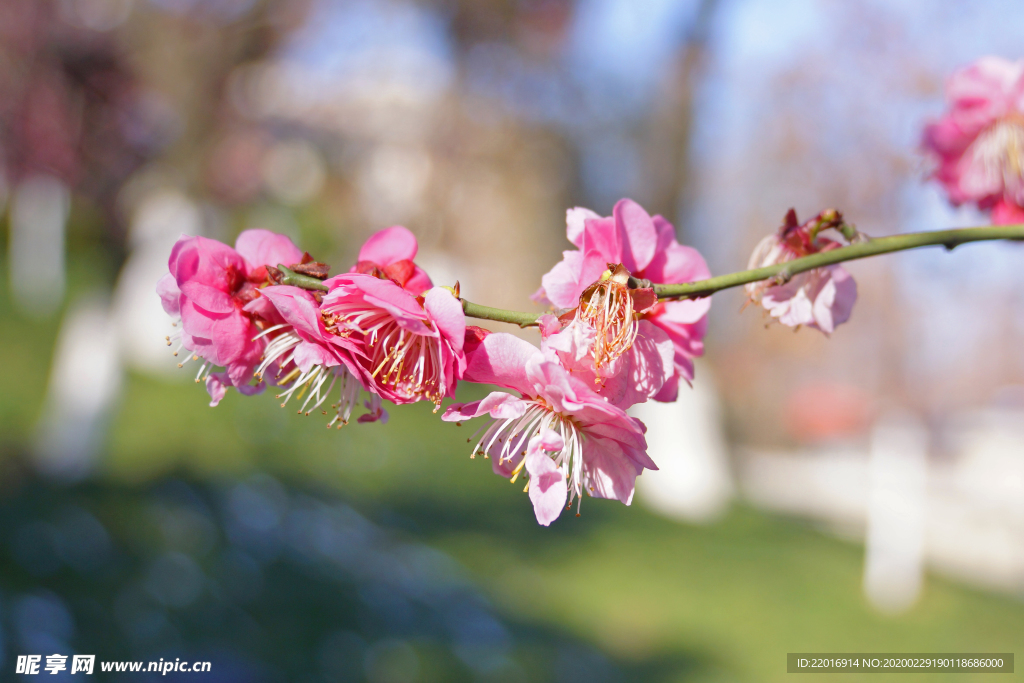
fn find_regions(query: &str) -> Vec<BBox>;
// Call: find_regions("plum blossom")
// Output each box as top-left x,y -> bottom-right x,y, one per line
350,225 -> 433,294
923,56 -> 1024,223
535,199 -> 711,402
251,225 -> 443,420
256,285 -> 386,425
538,308 -> 675,410
745,209 -> 857,334
443,332 -> 655,523
320,273 -> 466,408
160,229 -> 304,404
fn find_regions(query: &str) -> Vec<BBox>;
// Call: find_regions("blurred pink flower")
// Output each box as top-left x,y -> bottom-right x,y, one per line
923,56 -> 1024,223
320,273 -> 465,408
535,199 -> 711,402
745,209 -> 857,335
350,226 -> 433,295
257,285 -> 386,425
443,333 -> 654,522
162,229 -> 303,403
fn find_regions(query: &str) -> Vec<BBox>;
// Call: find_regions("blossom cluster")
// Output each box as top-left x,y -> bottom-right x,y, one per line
159,198 -> 858,525
924,56 -> 1024,224
155,54 -> 1022,526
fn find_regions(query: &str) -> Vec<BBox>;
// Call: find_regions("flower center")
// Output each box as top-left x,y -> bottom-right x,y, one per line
322,300 -> 443,406
576,276 -> 639,379
969,118 -> 1024,196
469,401 -> 587,506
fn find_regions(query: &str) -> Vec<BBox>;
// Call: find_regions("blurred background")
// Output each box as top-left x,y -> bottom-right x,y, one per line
1,0 -> 1023,680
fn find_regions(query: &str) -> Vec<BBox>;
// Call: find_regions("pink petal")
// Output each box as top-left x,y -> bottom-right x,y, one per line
922,118 -> 973,158
536,313 -> 563,339
462,333 -> 543,397
602,320 -> 674,409
652,296 -> 711,326
525,429 -> 567,526
258,286 -> 325,339
762,273 -> 817,328
226,337 -> 263,385
327,274 -> 431,334
613,198 -> 658,273
566,206 -> 600,248
172,236 -> 248,304
423,287 -> 465,354
652,215 -> 677,252
357,225 -> 419,266
234,229 -> 303,270
580,215 -> 620,264
178,281 -> 235,314
241,294 -> 285,327
206,373 -> 229,407
292,341 -> 339,372
652,372 -> 680,403
526,356 -> 585,415
651,314 -> 706,383
992,198 -> 1024,224
946,57 -> 1023,131
156,273 -> 181,316
642,242 -> 711,285
540,249 -> 608,310
442,392 -> 527,422
817,265 -> 857,333
402,266 -> 433,295
582,437 -> 644,505
358,394 -> 389,424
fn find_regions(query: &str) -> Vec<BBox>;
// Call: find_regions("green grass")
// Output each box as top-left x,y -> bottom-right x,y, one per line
98,374 -> 1024,683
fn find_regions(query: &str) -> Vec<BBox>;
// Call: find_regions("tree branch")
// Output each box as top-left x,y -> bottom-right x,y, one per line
653,224 -> 1024,299
277,224 -> 1024,327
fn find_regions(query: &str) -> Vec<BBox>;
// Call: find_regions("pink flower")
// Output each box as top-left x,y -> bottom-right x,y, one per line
443,332 -> 655,523
538,310 -> 675,410
350,226 -> 433,295
162,229 -> 303,403
745,209 -> 857,334
535,199 -> 711,402
256,285 -> 387,425
923,56 -> 1024,223
319,273 -> 466,408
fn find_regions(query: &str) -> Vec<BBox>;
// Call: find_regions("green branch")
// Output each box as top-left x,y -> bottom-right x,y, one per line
653,224 -> 1024,299
277,265 -> 328,291
276,224 -> 1024,327
461,300 -> 539,327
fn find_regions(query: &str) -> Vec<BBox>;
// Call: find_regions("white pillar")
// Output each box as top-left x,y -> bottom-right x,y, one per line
863,417 -> 928,614
8,175 -> 70,318
34,297 -> 122,480
632,362 -> 733,522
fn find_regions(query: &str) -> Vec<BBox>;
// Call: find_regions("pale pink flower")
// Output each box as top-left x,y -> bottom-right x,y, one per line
745,209 -> 857,334
923,56 -> 1024,223
443,333 -> 655,523
257,285 -> 387,425
350,225 -> 433,295
161,229 -> 303,404
320,273 -> 466,408
538,312 -> 675,409
535,199 -> 711,402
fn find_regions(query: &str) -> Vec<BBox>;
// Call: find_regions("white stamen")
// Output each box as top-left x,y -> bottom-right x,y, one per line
321,298 -> 444,406
467,400 -> 588,507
